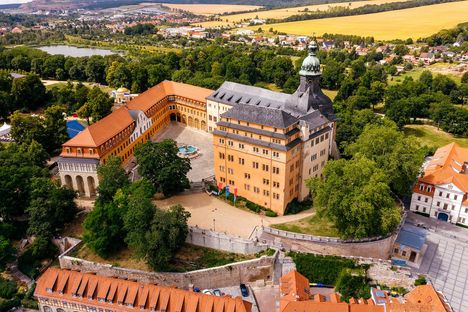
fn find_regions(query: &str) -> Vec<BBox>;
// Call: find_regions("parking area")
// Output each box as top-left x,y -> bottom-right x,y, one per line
408,212 -> 468,311
203,285 -> 260,312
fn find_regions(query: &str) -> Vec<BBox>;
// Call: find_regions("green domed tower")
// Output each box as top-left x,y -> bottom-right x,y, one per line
286,40 -> 335,120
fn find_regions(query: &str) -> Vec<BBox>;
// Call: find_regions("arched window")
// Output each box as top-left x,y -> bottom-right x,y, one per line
57,309 -> 65,312
43,306 -> 52,312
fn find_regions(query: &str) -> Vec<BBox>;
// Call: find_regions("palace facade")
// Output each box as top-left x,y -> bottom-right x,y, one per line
58,41 -> 336,215
210,41 -> 336,214
35,268 -> 252,312
58,81 -> 213,197
410,142 -> 468,226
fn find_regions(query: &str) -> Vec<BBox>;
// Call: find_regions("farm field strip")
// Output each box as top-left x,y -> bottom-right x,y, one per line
163,4 -> 262,16
197,0 -> 413,27
257,1 -> 468,40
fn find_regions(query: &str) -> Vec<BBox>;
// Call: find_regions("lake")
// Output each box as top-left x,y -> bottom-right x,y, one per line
37,45 -> 116,57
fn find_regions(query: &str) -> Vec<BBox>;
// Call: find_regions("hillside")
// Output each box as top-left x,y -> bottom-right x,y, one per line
20,0 -> 355,11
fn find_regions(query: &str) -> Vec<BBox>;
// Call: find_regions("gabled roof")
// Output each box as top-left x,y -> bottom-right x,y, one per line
63,106 -> 135,148
35,268 -> 252,312
280,270 -> 310,302
405,285 -> 451,312
127,80 -> 213,112
419,143 -> 468,193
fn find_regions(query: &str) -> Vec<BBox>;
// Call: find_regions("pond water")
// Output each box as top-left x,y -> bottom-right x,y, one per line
37,45 -> 116,57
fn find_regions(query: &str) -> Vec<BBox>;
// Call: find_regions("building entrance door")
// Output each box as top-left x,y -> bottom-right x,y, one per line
437,212 -> 449,222
409,251 -> 417,262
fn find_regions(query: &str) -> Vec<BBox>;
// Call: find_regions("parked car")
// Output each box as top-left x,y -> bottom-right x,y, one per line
212,289 -> 222,296
416,223 -> 429,230
202,289 -> 213,295
240,284 -> 249,297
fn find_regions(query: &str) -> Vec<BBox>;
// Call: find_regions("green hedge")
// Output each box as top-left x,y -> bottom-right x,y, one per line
335,269 -> 371,302
285,198 -> 312,215
218,188 -> 277,217
0,278 -> 17,300
288,252 -> 360,285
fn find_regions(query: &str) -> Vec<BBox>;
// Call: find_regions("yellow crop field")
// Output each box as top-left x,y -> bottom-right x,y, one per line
163,4 -> 262,16
197,0 -> 412,28
258,1 -> 468,40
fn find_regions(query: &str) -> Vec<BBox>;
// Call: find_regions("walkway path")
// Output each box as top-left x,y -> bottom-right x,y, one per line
155,193 -> 314,238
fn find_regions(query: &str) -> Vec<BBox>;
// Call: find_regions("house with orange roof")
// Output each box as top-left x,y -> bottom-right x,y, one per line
35,268 -> 252,312
410,143 -> 468,226
279,271 -> 451,312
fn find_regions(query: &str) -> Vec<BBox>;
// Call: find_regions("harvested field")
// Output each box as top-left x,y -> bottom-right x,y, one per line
198,0 -> 413,27
259,1 -> 468,40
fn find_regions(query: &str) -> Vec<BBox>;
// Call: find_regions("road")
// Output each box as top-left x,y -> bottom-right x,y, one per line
406,212 -> 468,311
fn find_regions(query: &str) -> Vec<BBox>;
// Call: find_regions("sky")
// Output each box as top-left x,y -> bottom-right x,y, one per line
0,0 -> 32,4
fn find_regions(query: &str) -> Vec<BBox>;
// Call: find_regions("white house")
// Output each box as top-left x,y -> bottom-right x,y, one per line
410,143 -> 468,225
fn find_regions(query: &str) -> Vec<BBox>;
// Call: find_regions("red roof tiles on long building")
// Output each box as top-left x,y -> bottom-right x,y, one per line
35,268 -> 252,312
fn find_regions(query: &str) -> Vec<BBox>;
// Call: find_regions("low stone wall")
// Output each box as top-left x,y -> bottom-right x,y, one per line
59,240 -> 277,290
187,226 -> 267,255
260,212 -> 407,260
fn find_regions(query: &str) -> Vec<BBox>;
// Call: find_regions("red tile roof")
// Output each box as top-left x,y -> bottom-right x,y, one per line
419,143 -> 468,193
35,268 -> 252,312
62,81 -> 213,150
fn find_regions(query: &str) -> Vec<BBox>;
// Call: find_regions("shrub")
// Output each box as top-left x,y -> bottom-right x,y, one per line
288,252 -> 359,285
265,210 -> 277,217
0,278 -> 17,299
414,275 -> 427,286
335,269 -> 371,302
285,198 -> 312,215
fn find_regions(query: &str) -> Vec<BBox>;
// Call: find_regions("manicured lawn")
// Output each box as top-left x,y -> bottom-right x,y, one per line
403,124 -> 468,149
71,243 -> 255,273
271,212 -> 339,237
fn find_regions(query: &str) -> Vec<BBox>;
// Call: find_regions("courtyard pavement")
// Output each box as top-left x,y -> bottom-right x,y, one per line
407,212 -> 468,311
155,193 -> 314,238
152,122 -> 214,182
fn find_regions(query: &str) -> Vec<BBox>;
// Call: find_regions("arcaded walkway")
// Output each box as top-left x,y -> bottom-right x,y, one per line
154,193 -> 314,238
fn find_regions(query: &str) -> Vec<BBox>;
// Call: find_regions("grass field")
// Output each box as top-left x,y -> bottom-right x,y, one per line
272,212 -> 339,237
256,1 -> 468,40
198,0 -> 411,28
403,124 -> 468,148
389,63 -> 464,86
165,4 -> 262,16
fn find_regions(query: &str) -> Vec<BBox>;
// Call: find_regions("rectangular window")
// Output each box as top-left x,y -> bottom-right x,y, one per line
262,164 -> 269,172
263,149 -> 269,155
273,167 -> 279,174
244,184 -> 250,191
253,187 -> 260,193
219,152 -> 225,159
253,147 -> 259,153
228,140 -> 233,146
228,168 -> 234,174
239,158 -> 245,165
263,179 -> 269,185
439,191 -> 443,197
253,162 -> 259,169
311,154 -> 317,161
239,143 -> 244,149
244,173 -> 251,179
219,166 -> 224,172
219,138 -> 225,144
263,190 -> 269,196
228,155 -> 234,162
454,195 -> 458,200
273,151 -> 279,157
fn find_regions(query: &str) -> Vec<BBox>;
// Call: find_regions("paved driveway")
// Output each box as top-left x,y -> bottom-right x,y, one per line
408,212 -> 468,311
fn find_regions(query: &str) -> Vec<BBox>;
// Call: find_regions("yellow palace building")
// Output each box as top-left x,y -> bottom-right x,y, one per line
58,41 -> 336,215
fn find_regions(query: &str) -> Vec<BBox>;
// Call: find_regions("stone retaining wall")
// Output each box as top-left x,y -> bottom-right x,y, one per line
59,240 -> 277,290
187,226 -> 267,254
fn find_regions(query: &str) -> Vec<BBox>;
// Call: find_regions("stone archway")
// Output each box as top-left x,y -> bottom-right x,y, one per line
76,175 -> 85,196
194,118 -> 200,129
182,115 -> 187,124
87,176 -> 96,197
201,120 -> 207,131
64,175 -> 73,189
188,116 -> 193,127
176,113 -> 181,122
170,113 -> 177,121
